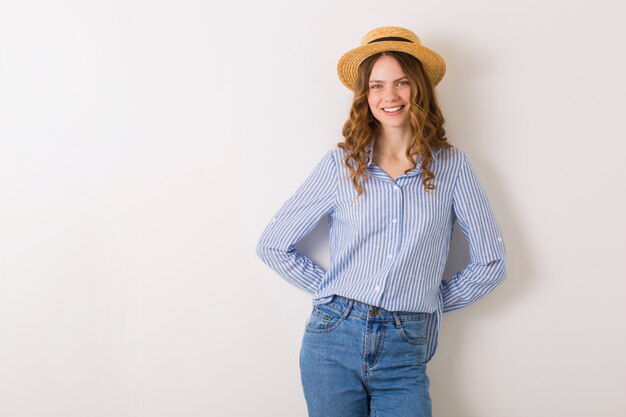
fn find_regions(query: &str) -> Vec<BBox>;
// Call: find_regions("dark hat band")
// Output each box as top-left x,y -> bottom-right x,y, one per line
367,36 -> 412,44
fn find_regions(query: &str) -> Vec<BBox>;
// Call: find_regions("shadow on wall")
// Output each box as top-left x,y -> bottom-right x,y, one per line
431,225 -> 477,417
431,222 -> 516,417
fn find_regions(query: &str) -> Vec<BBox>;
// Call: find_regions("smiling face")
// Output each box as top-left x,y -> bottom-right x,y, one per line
367,54 -> 412,132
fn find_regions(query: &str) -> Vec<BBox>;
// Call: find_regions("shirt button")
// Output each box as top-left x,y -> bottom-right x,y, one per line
394,185 -> 400,191
272,217 -> 277,222
375,285 -> 380,292
387,254 -> 393,259
392,218 -> 397,224
497,237 -> 502,241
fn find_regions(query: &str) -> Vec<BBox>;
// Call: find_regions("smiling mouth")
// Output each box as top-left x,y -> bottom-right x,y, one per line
382,105 -> 405,113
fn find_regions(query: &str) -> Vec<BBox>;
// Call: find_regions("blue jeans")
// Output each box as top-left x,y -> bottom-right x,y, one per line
299,295 -> 432,417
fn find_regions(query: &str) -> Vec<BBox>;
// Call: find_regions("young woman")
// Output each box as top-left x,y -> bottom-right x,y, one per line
256,26 -> 507,417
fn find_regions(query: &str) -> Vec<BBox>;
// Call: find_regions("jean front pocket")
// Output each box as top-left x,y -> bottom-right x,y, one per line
304,303 -> 347,334
397,314 -> 427,345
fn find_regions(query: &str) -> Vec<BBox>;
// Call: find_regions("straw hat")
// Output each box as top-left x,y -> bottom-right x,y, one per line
337,26 -> 446,91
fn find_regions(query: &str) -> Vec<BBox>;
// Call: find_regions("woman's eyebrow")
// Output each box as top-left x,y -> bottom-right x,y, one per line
368,76 -> 408,83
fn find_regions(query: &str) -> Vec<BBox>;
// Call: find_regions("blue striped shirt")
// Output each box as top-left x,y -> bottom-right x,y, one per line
256,141 -> 507,362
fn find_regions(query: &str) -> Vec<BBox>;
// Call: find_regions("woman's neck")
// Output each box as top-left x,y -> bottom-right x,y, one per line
375,127 -> 413,160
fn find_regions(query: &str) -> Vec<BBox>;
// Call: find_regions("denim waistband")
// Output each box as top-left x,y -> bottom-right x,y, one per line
321,294 -> 427,322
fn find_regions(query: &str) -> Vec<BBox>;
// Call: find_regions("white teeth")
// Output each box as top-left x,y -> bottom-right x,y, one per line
383,106 -> 403,112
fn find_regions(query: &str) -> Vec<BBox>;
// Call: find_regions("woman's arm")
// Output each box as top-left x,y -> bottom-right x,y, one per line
441,152 -> 507,312
256,149 -> 338,294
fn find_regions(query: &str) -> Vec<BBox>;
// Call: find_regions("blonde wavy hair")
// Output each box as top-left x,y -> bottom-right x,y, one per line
337,51 -> 452,197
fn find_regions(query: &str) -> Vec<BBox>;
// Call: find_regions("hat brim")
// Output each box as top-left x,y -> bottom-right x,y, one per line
337,41 -> 446,91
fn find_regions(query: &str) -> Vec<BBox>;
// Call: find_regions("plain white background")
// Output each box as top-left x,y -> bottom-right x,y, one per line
1,0 -> 625,416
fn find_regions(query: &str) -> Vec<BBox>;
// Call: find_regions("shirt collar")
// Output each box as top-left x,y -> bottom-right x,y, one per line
365,140 -> 441,166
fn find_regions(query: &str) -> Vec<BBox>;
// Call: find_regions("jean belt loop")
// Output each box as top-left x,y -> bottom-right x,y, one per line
393,312 -> 402,328
342,299 -> 355,320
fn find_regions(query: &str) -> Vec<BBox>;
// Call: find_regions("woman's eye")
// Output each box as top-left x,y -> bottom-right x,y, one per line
370,82 -> 408,89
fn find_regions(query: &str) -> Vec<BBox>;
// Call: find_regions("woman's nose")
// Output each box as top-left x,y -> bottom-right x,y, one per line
384,88 -> 400,101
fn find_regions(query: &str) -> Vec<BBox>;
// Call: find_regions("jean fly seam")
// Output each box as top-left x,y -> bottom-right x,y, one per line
368,325 -> 386,370
370,395 -> 378,417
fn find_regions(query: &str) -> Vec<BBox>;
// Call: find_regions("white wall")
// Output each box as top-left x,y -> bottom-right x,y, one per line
1,1 -> 624,416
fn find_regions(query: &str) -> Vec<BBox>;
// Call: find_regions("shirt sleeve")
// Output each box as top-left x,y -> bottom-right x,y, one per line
441,152 -> 507,312
255,149 -> 338,294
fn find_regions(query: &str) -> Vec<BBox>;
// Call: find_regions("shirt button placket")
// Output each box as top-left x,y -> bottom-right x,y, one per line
392,183 -> 404,262
378,182 -> 403,302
